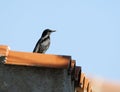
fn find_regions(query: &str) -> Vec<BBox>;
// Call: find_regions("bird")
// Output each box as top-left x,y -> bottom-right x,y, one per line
33,29 -> 56,53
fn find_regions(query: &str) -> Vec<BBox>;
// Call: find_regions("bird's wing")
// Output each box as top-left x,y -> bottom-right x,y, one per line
33,39 -> 41,52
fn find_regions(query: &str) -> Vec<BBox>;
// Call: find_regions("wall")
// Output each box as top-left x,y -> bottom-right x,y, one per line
0,64 -> 74,92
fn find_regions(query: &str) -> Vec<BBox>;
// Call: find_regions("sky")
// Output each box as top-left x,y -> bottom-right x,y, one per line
0,0 -> 120,81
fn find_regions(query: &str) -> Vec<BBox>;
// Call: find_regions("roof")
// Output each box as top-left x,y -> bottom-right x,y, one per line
0,45 -> 92,92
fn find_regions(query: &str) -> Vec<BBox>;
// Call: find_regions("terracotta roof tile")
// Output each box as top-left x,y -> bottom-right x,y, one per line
0,45 -> 93,92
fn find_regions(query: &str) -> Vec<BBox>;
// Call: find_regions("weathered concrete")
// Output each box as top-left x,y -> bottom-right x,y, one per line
0,64 -> 74,92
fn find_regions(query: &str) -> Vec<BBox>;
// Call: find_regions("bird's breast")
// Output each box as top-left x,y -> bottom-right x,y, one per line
41,38 -> 50,46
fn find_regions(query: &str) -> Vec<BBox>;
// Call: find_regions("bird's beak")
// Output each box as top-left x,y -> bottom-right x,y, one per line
51,30 -> 56,32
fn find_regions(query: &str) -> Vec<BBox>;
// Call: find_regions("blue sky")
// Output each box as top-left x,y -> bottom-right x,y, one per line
0,0 -> 120,81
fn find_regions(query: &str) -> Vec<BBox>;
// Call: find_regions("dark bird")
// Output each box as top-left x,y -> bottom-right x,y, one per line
33,29 -> 56,53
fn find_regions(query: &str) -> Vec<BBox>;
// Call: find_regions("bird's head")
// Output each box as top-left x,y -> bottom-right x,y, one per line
42,29 -> 56,37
